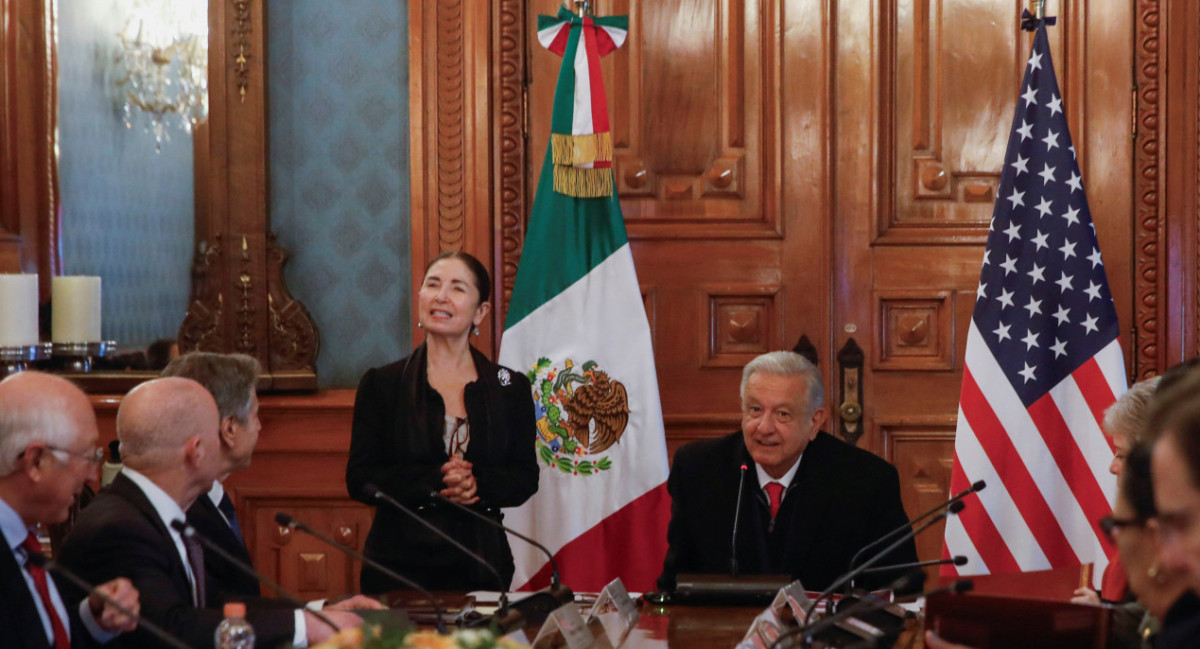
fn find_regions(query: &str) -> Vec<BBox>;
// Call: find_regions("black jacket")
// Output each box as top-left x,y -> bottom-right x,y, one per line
345,344 -> 539,592
56,473 -> 297,649
658,431 -> 921,594
186,490 -> 260,605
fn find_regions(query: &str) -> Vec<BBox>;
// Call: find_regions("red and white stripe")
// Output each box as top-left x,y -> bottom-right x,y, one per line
537,17 -> 627,170
943,324 -> 1122,581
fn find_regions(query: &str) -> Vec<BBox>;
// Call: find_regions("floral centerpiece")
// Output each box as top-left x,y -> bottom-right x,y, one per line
312,626 -> 529,649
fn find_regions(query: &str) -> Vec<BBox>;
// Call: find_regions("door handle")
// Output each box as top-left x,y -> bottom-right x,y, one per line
837,338 -> 864,446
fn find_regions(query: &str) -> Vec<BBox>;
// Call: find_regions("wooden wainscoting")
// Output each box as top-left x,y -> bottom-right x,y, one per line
90,390 -> 368,600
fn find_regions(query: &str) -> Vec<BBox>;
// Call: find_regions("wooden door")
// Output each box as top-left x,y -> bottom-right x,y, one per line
524,0 -> 1133,592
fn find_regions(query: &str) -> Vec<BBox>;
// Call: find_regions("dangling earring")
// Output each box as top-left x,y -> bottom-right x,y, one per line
473,325 -> 480,336
417,321 -> 424,329
1149,564 -> 1166,582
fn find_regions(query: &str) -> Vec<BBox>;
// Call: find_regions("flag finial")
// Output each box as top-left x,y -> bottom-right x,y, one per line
574,0 -> 589,17
1032,0 -> 1045,20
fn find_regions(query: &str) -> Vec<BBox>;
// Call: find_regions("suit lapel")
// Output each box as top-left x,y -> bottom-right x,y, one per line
779,434 -> 834,571
191,495 -> 251,562
108,473 -> 195,600
1,541 -> 53,649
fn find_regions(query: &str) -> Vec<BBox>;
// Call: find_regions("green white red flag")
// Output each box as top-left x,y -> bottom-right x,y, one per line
499,7 -> 669,592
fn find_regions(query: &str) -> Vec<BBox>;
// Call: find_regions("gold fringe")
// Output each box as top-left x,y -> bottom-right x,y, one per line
553,165 -> 613,197
551,132 -> 613,166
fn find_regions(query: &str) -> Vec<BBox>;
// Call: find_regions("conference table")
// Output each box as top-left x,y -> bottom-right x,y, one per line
384,591 -> 925,649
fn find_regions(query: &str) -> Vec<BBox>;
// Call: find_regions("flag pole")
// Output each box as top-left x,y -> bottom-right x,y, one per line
1032,0 -> 1045,20
574,0 -> 589,18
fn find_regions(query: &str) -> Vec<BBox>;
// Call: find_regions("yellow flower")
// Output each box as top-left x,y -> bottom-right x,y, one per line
403,631 -> 457,649
310,627 -> 363,649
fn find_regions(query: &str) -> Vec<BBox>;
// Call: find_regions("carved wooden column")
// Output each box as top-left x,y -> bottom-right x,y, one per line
1134,0 -> 1200,375
181,0 -> 318,389
409,0 -> 527,356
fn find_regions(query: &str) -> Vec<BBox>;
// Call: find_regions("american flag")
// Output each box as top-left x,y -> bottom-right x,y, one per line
941,23 -> 1125,580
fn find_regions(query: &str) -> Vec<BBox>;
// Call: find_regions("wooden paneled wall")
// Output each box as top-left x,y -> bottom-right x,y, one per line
17,0 -> 1200,602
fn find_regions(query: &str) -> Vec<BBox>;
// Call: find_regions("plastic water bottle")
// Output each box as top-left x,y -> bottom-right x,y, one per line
215,602 -> 255,649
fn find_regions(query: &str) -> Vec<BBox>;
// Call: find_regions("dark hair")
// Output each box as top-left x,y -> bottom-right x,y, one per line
425,251 -> 491,304
1156,356 -> 1200,396
145,338 -> 178,370
161,352 -> 260,422
1122,441 -> 1157,521
1150,369 -> 1200,490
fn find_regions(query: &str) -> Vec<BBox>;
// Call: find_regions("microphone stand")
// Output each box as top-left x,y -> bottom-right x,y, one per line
169,520 -> 342,635
272,513 -> 447,634
428,492 -> 575,630
858,555 -> 967,576
33,555 -> 193,649
731,464 -> 748,577
846,480 -> 985,573
772,578 -> 973,649
363,485 -> 512,627
804,500 -> 965,623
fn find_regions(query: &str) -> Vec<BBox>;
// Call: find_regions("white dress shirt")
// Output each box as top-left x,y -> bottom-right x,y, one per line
755,453 -> 802,504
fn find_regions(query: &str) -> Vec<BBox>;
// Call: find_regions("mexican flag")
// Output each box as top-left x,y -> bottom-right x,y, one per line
498,8 -> 670,593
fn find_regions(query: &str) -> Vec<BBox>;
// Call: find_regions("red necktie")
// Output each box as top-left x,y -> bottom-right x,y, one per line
22,532 -> 70,649
765,482 -> 785,519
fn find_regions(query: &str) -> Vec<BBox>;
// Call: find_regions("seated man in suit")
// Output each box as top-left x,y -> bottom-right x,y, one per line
163,351 -> 382,612
0,371 -> 139,648
657,350 -> 921,594
57,377 -> 362,648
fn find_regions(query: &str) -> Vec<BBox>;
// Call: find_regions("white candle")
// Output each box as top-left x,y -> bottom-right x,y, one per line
52,276 -> 102,343
0,274 -> 39,346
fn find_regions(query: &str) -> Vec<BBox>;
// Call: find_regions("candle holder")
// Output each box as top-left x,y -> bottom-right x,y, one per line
0,342 -> 53,378
52,341 -> 116,373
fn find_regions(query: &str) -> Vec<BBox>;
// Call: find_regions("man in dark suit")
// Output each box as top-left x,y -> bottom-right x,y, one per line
657,350 -> 921,594
164,352 -> 384,613
0,371 -> 139,648
57,377 -> 362,648
163,352 -> 264,603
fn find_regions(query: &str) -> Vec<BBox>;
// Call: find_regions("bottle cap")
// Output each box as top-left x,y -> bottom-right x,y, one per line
223,602 -> 246,618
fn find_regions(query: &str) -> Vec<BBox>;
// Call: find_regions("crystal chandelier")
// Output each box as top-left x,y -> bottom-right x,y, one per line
112,0 -> 208,151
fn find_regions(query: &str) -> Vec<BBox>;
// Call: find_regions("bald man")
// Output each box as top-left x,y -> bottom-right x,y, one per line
0,371 -> 139,648
57,378 -> 361,648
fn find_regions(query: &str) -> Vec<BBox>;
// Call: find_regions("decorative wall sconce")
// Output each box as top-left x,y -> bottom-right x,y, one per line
112,0 -> 208,151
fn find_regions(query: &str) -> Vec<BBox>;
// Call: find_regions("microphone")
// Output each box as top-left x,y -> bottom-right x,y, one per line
169,519 -> 342,635
272,513 -> 447,634
847,480 -> 985,572
922,578 -> 974,598
804,500 -> 965,622
29,554 -> 192,649
361,484 -> 510,622
731,464 -> 748,577
857,555 -> 967,576
428,491 -> 566,592
428,491 -> 575,629
774,576 -> 973,649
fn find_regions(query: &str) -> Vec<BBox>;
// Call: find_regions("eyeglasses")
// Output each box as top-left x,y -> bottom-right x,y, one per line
44,445 -> 105,467
1099,514 -> 1144,542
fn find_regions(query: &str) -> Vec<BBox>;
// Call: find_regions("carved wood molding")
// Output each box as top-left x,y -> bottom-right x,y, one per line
495,0 -> 527,329
1133,0 -> 1161,379
435,0 -> 467,253
409,0 -> 506,354
181,0 -> 318,389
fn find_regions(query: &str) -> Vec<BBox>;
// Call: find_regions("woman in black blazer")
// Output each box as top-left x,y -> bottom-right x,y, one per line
346,251 -> 539,593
